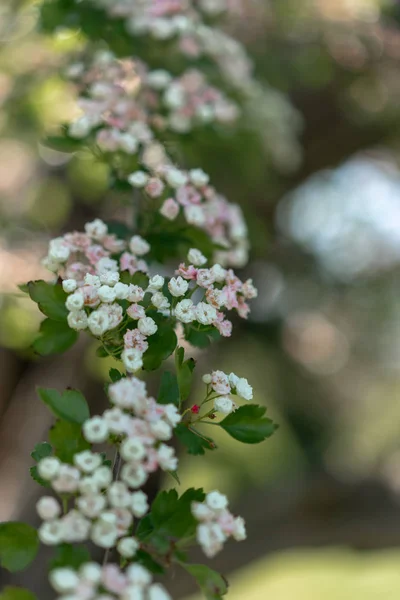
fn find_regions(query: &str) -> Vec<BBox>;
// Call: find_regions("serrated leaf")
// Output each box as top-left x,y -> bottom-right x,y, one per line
30,442 -> 52,462
0,523 -> 39,573
28,281 -> 68,322
218,404 -> 278,444
142,326 -> 177,371
175,424 -> 216,455
157,371 -> 179,406
109,368 -> 124,382
37,388 -> 90,424
33,318 -> 78,356
0,587 -> 37,600
49,420 -> 90,463
29,466 -> 51,488
182,564 -> 228,600
50,544 -> 91,570
151,488 -> 205,539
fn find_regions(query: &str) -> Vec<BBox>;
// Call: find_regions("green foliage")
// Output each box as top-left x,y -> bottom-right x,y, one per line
0,523 -> 39,573
49,419 -> 90,463
135,550 -> 165,575
33,318 -> 78,356
50,544 -> 91,570
38,388 -> 90,424
157,371 -> 179,406
30,442 -> 53,487
175,424 -> 216,455
0,588 -> 37,600
120,271 -> 149,290
182,564 -> 228,600
142,320 -> 177,371
28,280 -> 68,322
218,405 -> 278,444
175,347 -> 196,403
43,134 -> 82,153
137,489 -> 205,550
184,324 -> 221,349
109,368 -> 125,382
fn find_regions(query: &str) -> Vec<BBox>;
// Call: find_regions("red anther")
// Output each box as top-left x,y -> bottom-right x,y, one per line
191,404 -> 200,414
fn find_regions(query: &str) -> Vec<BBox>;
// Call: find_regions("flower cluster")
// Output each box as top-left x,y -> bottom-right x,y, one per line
68,52 -> 239,144
192,490 -> 246,558
37,376 -> 180,553
49,562 -> 171,600
202,369 -> 253,414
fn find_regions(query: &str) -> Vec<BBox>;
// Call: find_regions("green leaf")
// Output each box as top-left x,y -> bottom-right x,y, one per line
136,515 -> 154,541
28,281 -> 68,321
50,544 -> 91,570
37,388 -> 90,424
18,284 -> 29,294
96,345 -> 109,358
30,442 -> 52,462
182,564 -> 228,600
175,424 -> 216,455
151,488 -> 205,539
0,523 -> 39,573
157,371 -> 179,406
218,404 -> 278,444
120,271 -> 149,290
184,324 -> 220,349
29,466 -> 50,488
0,587 -> 37,600
33,318 -> 78,356
49,420 -> 90,463
142,325 -> 177,371
109,368 -> 124,382
175,347 -> 196,402
135,550 -> 165,575
43,135 -> 82,153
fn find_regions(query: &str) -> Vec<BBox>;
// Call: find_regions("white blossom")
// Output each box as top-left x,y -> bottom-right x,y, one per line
83,416 -> 109,443
37,456 -> 61,480
138,316 -> 157,336
131,491 -> 149,518
214,396 -> 234,414
188,248 -> 207,266
168,276 -> 189,297
175,299 -> 195,323
128,171 -> 149,187
122,348 -> 144,373
67,310 -> 88,331
195,302 -> 217,325
49,568 -> 79,593
62,279 -> 78,293
117,537 -> 139,558
36,496 -> 61,521
129,235 -> 150,256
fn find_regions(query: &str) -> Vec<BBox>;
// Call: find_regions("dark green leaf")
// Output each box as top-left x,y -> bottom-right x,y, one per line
174,347 -> 196,402
184,324 -> 220,349
33,318 -> 78,356
43,135 -> 82,153
18,284 -> 29,294
96,345 -> 109,358
0,587 -> 37,600
135,550 -> 165,575
0,523 -> 39,573
136,515 -> 154,541
157,371 -> 179,406
30,442 -> 52,462
151,488 -> 205,539
219,404 -> 278,444
109,368 -> 124,382
28,281 -> 68,322
120,271 -> 149,289
37,388 -> 90,424
142,326 -> 177,371
182,564 -> 228,600
50,544 -> 91,570
175,424 -> 216,455
29,466 -> 50,488
105,220 -> 131,240
49,420 -> 90,463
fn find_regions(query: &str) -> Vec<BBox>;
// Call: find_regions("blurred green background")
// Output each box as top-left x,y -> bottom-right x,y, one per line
4,0 -> 400,598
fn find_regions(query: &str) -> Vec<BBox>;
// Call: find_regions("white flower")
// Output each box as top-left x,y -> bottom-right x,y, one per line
87,310 -> 110,336
228,372 -> 239,387
98,285 -> 117,303
127,285 -> 145,302
85,274 -> 101,288
131,491 -> 149,518
197,522 -> 226,558
184,204 -> 206,226
62,279 -> 77,293
49,238 -> 70,263
160,198 -> 179,220
147,69 -> 172,90
211,371 -> 230,395
242,279 -> 258,299
97,257 -> 118,273
175,299 -> 195,323
151,292 -> 170,310
189,169 -> 210,187
202,373 -> 212,384
129,235 -> 150,256
211,264 -> 227,282
121,464 -> 148,489
126,564 -> 152,587
188,248 -> 207,266
76,494 -> 106,519
214,396 -> 234,415
68,310 -> 88,331
117,537 -> 139,558
165,167 -> 188,188
232,516 -> 247,541
69,116 -> 92,138
114,282 -> 130,299
148,584 -> 172,600
108,482 -> 132,509
192,501 -> 214,522
49,568 -> 79,593
120,438 -> 146,462
157,444 -> 178,471
122,348 -> 143,373
79,562 -> 102,584
150,420 -> 172,441
196,269 -> 215,288
168,276 -> 189,297
103,407 -> 130,435
83,416 -> 109,443
73,450 -> 102,473
147,275 -> 164,292
206,491 -> 228,511
85,219 -> 108,239
128,171 -> 149,187
36,497 -> 61,521
235,377 -> 253,400
100,271 -> 120,287
79,476 -> 99,496
163,404 -> 182,427
37,456 -> 61,480
52,465 -> 80,494
91,516 -> 119,549
138,316 -> 158,336
92,465 -> 113,488
38,520 -> 64,545
119,133 -> 138,154
195,302 -> 217,325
